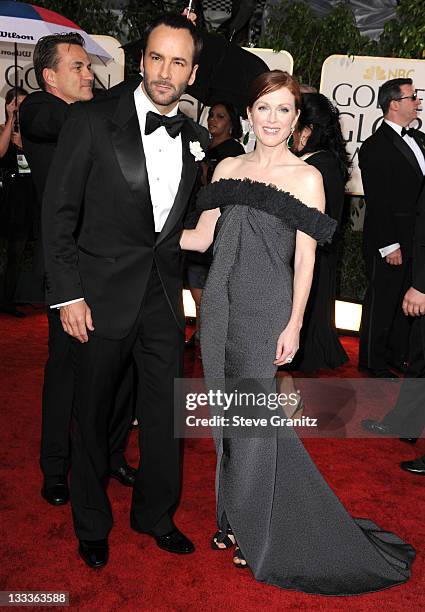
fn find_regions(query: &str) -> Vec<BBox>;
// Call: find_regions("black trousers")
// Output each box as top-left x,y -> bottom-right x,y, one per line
381,315 -> 425,437
70,267 -> 184,540
41,308 -> 134,486
359,254 -> 412,371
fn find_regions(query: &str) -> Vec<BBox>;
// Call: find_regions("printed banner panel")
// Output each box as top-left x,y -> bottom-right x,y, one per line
320,54 -> 425,195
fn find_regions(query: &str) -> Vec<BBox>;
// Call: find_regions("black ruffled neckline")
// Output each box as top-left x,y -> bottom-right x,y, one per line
212,177 -> 309,209
196,177 -> 337,245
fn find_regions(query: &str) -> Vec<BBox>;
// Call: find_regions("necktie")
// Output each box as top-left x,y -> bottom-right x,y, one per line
401,127 -> 415,137
145,110 -> 186,138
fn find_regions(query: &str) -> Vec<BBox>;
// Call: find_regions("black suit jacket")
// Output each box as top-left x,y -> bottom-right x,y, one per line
42,81 -> 209,339
412,183 -> 425,293
359,122 -> 425,258
19,91 -> 70,204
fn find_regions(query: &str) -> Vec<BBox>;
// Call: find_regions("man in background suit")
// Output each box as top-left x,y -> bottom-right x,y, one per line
20,33 -> 136,508
362,182 -> 425,473
42,14 -> 208,568
359,78 -> 425,378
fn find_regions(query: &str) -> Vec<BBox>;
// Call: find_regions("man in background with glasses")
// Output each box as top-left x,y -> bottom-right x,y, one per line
359,78 -> 425,386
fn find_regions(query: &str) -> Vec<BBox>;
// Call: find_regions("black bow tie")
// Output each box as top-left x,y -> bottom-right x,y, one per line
145,110 -> 186,138
401,127 -> 415,137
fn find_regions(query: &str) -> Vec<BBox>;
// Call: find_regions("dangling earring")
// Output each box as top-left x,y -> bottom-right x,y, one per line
287,126 -> 295,149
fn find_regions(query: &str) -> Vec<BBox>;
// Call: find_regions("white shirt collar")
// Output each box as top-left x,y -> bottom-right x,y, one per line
384,119 -> 406,136
134,82 -> 179,118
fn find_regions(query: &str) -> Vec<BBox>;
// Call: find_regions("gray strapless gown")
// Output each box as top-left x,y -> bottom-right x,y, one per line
198,178 -> 415,596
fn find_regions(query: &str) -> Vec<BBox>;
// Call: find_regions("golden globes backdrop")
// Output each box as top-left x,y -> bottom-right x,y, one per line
320,55 -> 425,195
0,34 -> 124,122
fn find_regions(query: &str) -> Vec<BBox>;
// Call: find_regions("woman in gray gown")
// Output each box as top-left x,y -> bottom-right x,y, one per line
180,70 -> 414,596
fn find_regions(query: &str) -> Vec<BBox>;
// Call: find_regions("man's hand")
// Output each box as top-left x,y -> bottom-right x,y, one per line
385,247 -> 402,265
60,300 -> 94,342
402,287 -> 425,317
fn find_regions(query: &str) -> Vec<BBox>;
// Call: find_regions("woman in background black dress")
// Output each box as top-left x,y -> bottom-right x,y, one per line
290,93 -> 349,371
185,102 -> 244,339
0,87 -> 36,317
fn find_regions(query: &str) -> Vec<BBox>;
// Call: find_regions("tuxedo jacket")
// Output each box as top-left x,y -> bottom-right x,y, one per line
359,122 -> 425,259
412,183 -> 425,293
19,91 -> 70,204
42,81 -> 209,339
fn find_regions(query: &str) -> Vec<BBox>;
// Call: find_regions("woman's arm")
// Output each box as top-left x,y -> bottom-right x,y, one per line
274,168 -> 325,365
180,157 -> 238,252
0,99 -> 16,158
180,208 -> 221,252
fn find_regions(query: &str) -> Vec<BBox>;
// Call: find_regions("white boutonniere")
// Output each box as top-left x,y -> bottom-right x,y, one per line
189,141 -> 205,161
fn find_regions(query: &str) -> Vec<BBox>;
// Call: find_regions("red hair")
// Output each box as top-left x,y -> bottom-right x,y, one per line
248,70 -> 301,111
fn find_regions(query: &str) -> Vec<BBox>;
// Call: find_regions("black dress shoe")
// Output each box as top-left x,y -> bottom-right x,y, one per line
41,478 -> 69,506
78,539 -> 109,568
110,463 -> 137,487
131,522 -> 195,554
371,369 -> 399,379
400,456 -> 425,475
153,528 -> 195,554
361,419 -> 394,435
390,361 -> 409,373
399,437 -> 418,444
358,366 -> 399,379
0,304 -> 26,318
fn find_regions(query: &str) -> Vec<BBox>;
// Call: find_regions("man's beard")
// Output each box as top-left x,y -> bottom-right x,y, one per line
144,78 -> 187,108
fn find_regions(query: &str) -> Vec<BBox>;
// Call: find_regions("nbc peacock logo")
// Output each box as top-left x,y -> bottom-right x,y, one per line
363,66 -> 415,80
363,66 -> 386,80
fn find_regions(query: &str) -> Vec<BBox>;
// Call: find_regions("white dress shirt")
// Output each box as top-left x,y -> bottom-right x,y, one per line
379,120 -> 425,258
52,84 -> 183,308
134,84 -> 183,232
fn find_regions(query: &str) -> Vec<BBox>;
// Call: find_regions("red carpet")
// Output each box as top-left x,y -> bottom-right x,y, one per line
0,307 -> 424,610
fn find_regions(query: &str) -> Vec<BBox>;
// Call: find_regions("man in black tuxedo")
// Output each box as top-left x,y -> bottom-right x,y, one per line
362,183 -> 425,473
359,78 -> 425,378
42,14 -> 208,568
398,180 -> 425,475
20,33 -> 136,508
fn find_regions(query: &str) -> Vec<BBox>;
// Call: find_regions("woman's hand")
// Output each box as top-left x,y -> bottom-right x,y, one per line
274,322 -> 301,366
6,98 -> 18,121
182,7 -> 197,25
11,131 -> 23,149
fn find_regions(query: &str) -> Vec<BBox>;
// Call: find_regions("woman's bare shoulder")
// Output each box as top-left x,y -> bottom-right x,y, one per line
288,161 -> 322,187
296,162 -> 323,185
212,154 -> 248,181
275,163 -> 324,210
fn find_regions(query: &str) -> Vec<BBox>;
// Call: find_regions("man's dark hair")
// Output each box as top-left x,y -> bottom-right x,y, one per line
33,32 -> 85,90
142,13 -> 203,66
378,78 -> 413,115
